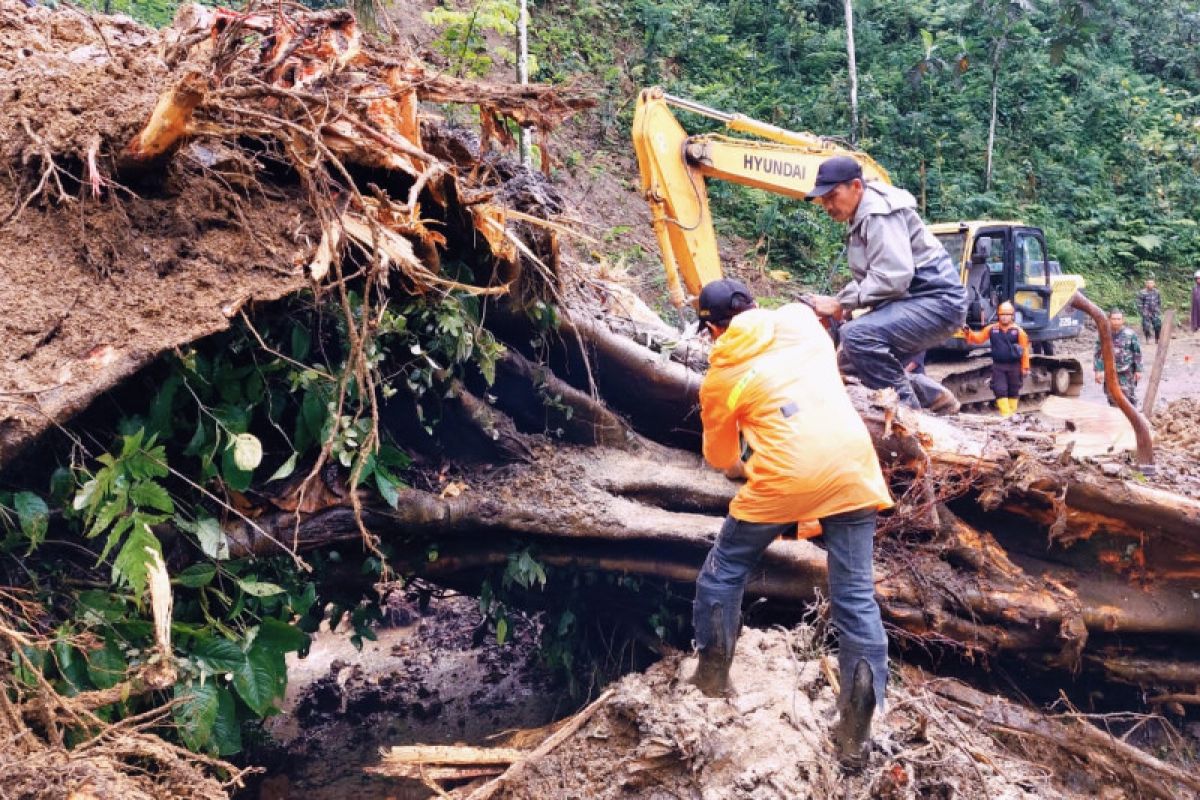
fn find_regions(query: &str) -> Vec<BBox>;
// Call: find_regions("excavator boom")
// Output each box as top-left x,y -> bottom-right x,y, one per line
632,87 -> 888,309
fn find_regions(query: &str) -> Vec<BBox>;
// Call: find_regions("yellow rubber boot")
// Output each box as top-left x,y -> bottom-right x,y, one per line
997,398 -> 1013,417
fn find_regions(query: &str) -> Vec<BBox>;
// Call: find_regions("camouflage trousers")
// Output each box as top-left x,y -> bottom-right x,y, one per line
1104,370 -> 1138,408
1142,315 -> 1162,342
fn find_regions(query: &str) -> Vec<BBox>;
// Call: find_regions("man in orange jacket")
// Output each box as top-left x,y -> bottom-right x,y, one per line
690,278 -> 894,770
961,301 -> 1030,417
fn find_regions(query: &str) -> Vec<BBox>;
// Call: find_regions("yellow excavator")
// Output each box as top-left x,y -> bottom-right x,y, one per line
631,87 -> 1086,409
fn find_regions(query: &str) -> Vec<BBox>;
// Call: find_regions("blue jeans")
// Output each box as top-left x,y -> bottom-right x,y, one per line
692,507 -> 888,709
838,289 -> 968,409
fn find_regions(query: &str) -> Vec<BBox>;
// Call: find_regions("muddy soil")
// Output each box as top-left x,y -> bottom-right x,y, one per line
247,592 -> 569,800
0,1 -> 310,463
484,627 -> 1110,800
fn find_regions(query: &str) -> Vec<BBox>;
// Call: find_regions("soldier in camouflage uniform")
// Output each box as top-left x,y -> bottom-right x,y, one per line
1094,310 -> 1143,407
1135,278 -> 1163,343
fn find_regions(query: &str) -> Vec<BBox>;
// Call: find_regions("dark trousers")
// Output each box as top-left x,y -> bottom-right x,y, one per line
990,362 -> 1023,399
1142,317 -> 1161,343
838,290 -> 968,410
692,508 -> 888,709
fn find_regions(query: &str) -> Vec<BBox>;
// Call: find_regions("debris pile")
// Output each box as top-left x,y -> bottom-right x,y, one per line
0,0 -> 589,466
375,627 -> 1199,800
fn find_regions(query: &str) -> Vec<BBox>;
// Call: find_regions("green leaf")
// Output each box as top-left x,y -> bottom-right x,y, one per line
174,681 -> 220,752
86,638 -> 127,690
231,433 -> 263,471
268,452 -> 298,482
237,579 -> 285,598
54,637 -> 90,696
191,635 -> 246,674
301,390 -> 328,442
13,645 -> 46,686
1131,234 -> 1163,252
149,373 -> 182,438
176,563 -> 217,588
179,516 -> 228,560
377,444 -> 412,470
125,440 -> 169,480
96,514 -> 135,564
375,471 -> 401,509
184,415 -> 211,457
13,492 -> 48,550
77,590 -> 126,621
290,324 -> 311,361
255,618 -> 308,654
211,686 -> 243,755
72,478 -> 100,513
131,480 -> 174,514
112,523 -> 162,597
48,467 -> 74,507
220,447 -> 253,493
88,493 -> 129,539
233,644 -> 286,716
496,616 -> 509,645
213,405 -> 251,435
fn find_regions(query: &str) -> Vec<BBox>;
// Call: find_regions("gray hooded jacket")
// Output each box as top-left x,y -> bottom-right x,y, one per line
836,182 -> 965,312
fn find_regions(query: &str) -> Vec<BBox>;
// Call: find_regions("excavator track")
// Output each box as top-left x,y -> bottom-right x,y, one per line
924,354 -> 1084,412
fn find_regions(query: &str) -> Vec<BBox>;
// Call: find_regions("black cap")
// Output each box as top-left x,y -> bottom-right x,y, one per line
805,155 -> 863,200
698,278 -> 754,326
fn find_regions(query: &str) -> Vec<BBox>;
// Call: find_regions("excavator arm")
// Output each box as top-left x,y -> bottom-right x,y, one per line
632,87 -> 890,309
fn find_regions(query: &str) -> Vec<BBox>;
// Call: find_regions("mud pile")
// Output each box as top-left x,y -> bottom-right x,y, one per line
449,627 -> 1146,800
1153,397 -> 1200,455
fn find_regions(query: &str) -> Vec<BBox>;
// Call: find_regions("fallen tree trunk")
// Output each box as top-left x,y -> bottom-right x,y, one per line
219,422 -> 1198,687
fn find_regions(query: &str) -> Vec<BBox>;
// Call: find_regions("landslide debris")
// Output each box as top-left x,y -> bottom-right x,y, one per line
0,0 -> 589,468
413,626 -> 1197,800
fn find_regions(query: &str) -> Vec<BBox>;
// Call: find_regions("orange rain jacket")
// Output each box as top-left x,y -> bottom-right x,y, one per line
963,321 -> 1031,372
700,303 -> 893,529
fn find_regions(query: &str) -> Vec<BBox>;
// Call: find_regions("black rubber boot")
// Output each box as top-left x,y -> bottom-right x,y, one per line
688,605 -> 737,698
833,659 -> 876,771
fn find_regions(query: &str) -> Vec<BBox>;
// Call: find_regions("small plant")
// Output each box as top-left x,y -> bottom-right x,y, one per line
425,0 -> 533,78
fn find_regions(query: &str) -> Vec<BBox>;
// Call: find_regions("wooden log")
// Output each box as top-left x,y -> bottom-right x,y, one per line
1141,308 -> 1175,415
379,745 -> 526,765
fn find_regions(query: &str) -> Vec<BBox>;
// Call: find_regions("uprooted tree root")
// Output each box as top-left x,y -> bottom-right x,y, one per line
0,584 -> 248,800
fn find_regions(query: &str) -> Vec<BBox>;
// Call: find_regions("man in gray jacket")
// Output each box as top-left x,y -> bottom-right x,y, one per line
802,157 -> 968,413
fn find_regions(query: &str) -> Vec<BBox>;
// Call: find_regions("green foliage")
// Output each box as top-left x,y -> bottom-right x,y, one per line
1,271 -> 506,755
70,429 -> 171,598
533,0 -> 1200,305
425,0 -> 525,78
72,0 -> 186,28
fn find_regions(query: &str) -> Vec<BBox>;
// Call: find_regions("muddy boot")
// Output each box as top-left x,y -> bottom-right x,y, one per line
927,388 -> 961,416
833,659 -> 876,772
688,645 -> 733,697
688,605 -> 737,698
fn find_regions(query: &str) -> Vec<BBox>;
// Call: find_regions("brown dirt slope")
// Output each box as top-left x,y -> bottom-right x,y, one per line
0,1 -> 310,466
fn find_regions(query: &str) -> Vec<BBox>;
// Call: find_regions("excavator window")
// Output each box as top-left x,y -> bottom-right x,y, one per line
1016,233 -> 1050,284
964,233 -> 1005,324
